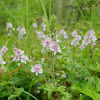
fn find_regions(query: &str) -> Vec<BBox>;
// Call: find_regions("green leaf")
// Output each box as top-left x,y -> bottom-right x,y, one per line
71,84 -> 100,100
56,86 -> 66,94
15,87 -> 24,96
61,92 -> 73,100
56,86 -> 72,100
38,83 -> 54,92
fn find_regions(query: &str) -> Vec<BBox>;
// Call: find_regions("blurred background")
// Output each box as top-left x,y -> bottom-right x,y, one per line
0,0 -> 100,35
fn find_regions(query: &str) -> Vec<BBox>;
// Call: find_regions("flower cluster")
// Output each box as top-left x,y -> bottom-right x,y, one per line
6,22 -> 15,36
31,64 -> 43,76
33,23 -> 37,29
71,31 -> 81,47
12,47 -> 29,64
71,30 -> 97,50
17,26 -> 26,37
42,37 -> 61,55
82,30 -> 97,47
35,30 -> 46,39
0,46 -> 8,66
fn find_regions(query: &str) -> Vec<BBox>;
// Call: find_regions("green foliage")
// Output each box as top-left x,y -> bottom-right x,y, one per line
0,0 -> 100,100
72,84 -> 100,100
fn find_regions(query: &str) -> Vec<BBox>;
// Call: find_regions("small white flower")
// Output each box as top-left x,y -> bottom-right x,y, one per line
60,29 -> 66,34
17,26 -> 21,31
90,29 -> 95,35
12,54 -> 20,62
42,38 -> 52,50
71,31 -> 77,37
19,27 -> 26,36
1,46 -> 8,53
61,73 -> 66,78
6,22 -> 13,31
33,23 -> 37,28
56,73 -> 59,76
50,41 -> 61,55
31,64 -> 43,76
90,35 -> 97,42
41,23 -> 46,31
41,58 -> 45,63
71,39 -> 79,47
0,58 -> 6,65
21,55 -> 29,64
16,49 -> 24,56
75,35 -> 81,41
79,45 -> 85,50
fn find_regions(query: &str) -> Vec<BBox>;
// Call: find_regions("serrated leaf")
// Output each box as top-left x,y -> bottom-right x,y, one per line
38,83 -> 54,92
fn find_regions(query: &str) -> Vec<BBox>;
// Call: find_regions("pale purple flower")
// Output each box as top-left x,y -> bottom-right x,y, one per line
1,46 -> 8,53
17,26 -> 21,31
12,54 -> 20,62
90,29 -> 95,35
82,36 -> 91,46
31,64 -> 43,76
6,22 -> 13,31
86,31 -> 92,38
79,45 -> 85,50
63,33 -> 67,39
21,55 -> 29,64
56,73 -> 59,76
71,39 -> 79,47
0,58 -> 6,65
75,35 -> 81,41
33,23 -> 37,28
90,35 -> 97,42
16,49 -> 24,56
42,35 -> 46,39
12,27 -> 15,31
50,41 -> 61,55
62,73 -> 66,78
42,38 -> 52,50
71,31 -> 77,37
41,23 -> 46,31
60,29 -> 67,39
60,29 -> 66,34
41,58 -> 45,63
19,27 -> 26,36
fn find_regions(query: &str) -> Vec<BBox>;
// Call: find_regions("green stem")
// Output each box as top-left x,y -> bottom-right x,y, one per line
11,87 -> 38,100
5,84 -> 22,100
75,0 -> 86,22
